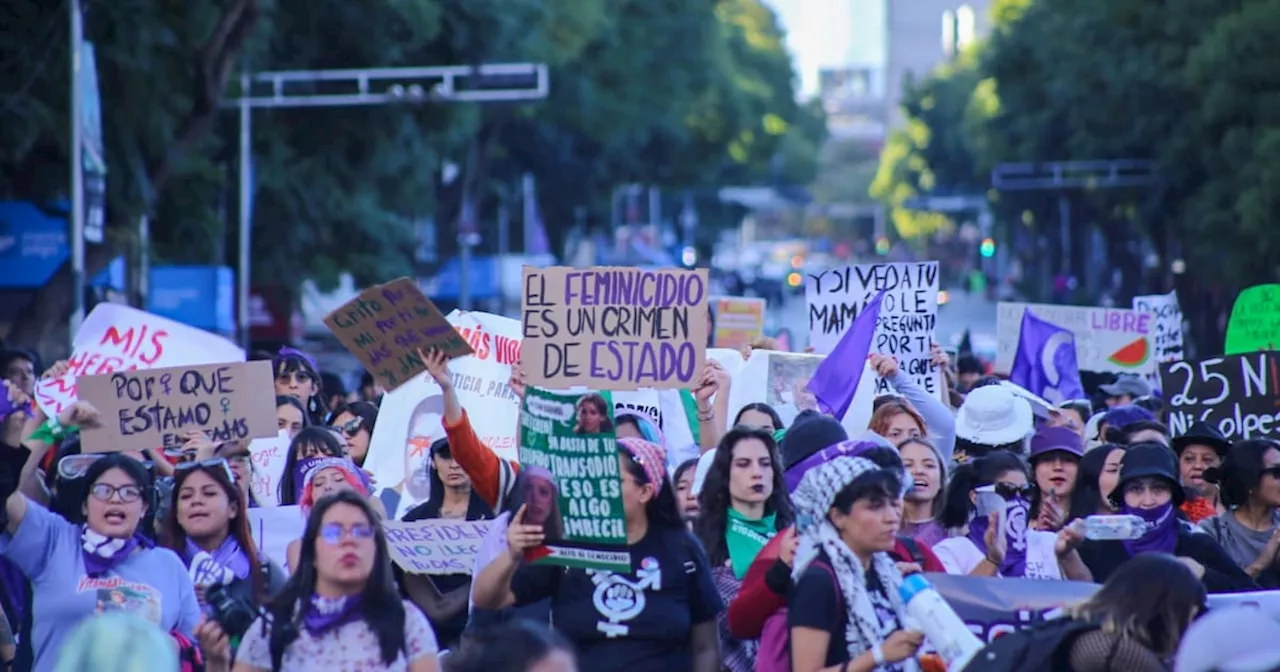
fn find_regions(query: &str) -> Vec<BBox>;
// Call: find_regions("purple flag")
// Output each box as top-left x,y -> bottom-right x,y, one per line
806,290 -> 885,419
1009,309 -> 1086,403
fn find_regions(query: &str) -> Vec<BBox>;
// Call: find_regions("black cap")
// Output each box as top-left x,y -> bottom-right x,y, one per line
780,414 -> 848,471
1111,442 -> 1184,506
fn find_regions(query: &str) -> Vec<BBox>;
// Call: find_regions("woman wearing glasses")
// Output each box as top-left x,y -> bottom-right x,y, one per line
1,449 -> 200,672
160,459 -> 285,610
327,402 -> 378,467
1199,439 -> 1280,587
931,451 -> 1091,581
285,456 -> 375,572
226,491 -> 440,671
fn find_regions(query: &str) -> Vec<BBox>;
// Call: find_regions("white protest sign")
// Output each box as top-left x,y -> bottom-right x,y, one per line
995,302 -> 1156,375
805,261 -> 943,400
725,350 -> 875,438
248,505 -> 303,573
382,519 -> 492,575
248,429 -> 291,508
1133,291 -> 1184,363
363,311 -> 524,520
34,303 -> 245,418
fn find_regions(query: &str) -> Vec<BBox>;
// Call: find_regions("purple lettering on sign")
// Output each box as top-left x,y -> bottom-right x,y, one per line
562,269 -> 706,308
1090,310 -> 1152,334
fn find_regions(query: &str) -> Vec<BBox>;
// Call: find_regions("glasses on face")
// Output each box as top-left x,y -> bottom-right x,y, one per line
276,371 -> 312,386
90,483 -> 144,503
319,522 -> 375,545
992,482 -> 1037,500
222,452 -> 252,467
1262,466 -> 1280,480
176,458 -> 236,483
336,417 -> 363,438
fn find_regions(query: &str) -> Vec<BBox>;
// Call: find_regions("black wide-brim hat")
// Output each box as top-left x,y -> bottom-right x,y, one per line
1109,442 -> 1185,507
1171,421 -> 1231,457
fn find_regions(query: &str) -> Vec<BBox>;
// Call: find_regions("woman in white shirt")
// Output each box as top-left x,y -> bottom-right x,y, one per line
931,451 -> 1091,581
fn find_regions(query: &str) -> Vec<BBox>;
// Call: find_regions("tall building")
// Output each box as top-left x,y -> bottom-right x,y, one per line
818,65 -> 886,146
885,0 -> 992,128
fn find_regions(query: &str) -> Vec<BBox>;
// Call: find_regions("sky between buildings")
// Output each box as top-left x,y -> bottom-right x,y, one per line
766,0 -> 885,97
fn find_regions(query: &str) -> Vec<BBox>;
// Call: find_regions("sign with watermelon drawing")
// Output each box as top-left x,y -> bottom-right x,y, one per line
1160,351 -> 1280,440
995,302 -> 1155,375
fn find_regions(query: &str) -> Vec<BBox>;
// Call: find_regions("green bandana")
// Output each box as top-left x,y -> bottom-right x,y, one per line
726,509 -> 777,579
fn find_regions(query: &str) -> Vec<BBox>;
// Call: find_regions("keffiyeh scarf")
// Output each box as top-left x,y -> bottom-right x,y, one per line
790,456 -> 921,672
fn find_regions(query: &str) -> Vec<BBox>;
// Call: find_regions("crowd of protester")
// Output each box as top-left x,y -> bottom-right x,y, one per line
0,340 -> 1278,672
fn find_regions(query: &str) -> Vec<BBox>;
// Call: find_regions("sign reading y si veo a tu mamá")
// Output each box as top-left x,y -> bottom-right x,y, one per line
1159,351 -> 1280,440
519,386 -> 629,571
805,262 -> 943,399
382,519 -> 491,575
77,360 -> 277,453
996,302 -> 1155,375
324,277 -> 473,391
520,266 -> 710,390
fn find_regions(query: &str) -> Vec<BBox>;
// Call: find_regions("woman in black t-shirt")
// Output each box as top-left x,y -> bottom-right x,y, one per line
473,437 -> 722,672
788,455 -> 925,672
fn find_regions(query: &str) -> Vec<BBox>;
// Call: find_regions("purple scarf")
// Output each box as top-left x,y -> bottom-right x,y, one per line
302,594 -> 364,637
1121,502 -> 1178,557
967,496 -> 1030,577
81,528 -> 143,578
184,536 -> 252,582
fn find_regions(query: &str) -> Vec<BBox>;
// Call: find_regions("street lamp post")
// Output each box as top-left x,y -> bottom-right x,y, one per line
223,63 -> 549,350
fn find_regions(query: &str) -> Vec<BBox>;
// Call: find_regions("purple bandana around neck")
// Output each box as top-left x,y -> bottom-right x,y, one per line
184,536 -> 252,581
1120,502 -> 1178,557
783,440 -> 877,493
81,528 -> 142,578
966,496 -> 1031,577
302,593 -> 364,637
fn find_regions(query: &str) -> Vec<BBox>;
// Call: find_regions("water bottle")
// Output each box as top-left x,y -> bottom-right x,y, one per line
1082,514 -> 1152,541
898,574 -> 983,670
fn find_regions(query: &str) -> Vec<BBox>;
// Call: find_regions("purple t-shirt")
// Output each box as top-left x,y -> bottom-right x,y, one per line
0,501 -> 200,672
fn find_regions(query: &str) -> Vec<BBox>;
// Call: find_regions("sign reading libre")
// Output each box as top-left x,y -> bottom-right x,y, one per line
325,277 -> 473,391
78,360 -> 277,453
520,386 -> 629,571
520,266 -> 710,390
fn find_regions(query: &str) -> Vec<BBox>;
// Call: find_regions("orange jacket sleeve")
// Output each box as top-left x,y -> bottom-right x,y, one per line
442,409 -> 520,511
727,532 -> 787,640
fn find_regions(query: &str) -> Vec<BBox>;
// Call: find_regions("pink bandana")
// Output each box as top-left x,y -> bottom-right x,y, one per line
618,437 -> 667,494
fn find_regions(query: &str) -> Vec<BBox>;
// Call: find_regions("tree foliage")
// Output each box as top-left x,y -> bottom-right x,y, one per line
1,0 -> 822,349
869,0 -> 1280,350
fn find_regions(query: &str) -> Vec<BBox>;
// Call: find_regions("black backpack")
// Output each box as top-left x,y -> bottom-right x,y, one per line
961,617 -> 1100,672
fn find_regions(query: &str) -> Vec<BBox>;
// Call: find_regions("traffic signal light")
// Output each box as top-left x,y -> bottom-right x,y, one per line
980,237 -> 995,257
875,237 -> 890,255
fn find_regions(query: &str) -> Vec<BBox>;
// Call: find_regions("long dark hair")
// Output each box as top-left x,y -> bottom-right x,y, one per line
264,491 -> 406,670
940,451 -> 1028,529
694,427 -> 793,567
732,403 -> 785,431
160,463 -> 267,603
273,352 -> 328,425
445,620 -> 576,672
619,448 -> 683,530
1067,444 -> 1126,521
1217,439 -> 1280,509
402,438 -> 494,523
79,453 -> 157,541
278,427 -> 346,506
1069,553 -> 1206,659
327,401 -> 378,435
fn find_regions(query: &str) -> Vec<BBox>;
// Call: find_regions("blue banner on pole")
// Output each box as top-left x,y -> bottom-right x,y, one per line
0,201 -> 70,288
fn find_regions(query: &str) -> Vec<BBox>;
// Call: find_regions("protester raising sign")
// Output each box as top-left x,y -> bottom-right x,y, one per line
806,261 -> 942,399
1224,283 -> 1280,355
76,361 -> 277,453
520,266 -> 710,390
35,303 -> 245,418
997,302 -> 1156,375
383,519 -> 491,575
1159,351 -> 1280,440
711,296 -> 766,349
325,277 -> 473,392
519,386 -> 629,571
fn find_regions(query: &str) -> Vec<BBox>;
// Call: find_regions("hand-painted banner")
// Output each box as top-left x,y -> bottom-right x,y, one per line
711,296 -> 766,350
1159,351 -> 1280,440
996,302 -> 1155,375
35,303 -> 245,418
383,519 -> 491,575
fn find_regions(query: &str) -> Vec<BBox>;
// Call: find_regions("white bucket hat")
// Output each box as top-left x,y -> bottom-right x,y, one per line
955,384 -> 1034,446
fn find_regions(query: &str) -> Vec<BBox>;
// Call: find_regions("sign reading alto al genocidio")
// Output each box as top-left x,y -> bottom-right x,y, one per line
521,266 -> 710,390
1159,351 -> 1280,440
325,277 -> 474,392
383,519 -> 491,575
77,361 -> 278,453
520,386 -> 629,572
805,262 -> 943,399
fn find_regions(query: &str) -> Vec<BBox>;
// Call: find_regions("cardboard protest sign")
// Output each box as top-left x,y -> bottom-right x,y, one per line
1225,284 -> 1280,355
382,519 -> 491,575
76,361 -> 276,453
520,266 -> 710,390
362,311 -> 524,520
35,303 -> 246,418
519,386 -> 629,571
806,261 -> 943,399
711,296 -> 766,349
248,505 -> 303,573
325,277 -> 473,392
996,302 -> 1155,375
1159,351 -> 1280,440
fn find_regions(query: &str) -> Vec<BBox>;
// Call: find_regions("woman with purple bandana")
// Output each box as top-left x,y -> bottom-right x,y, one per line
285,456 -> 376,572
229,491 -> 440,671
1076,442 -> 1256,593
1,449 -> 200,672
